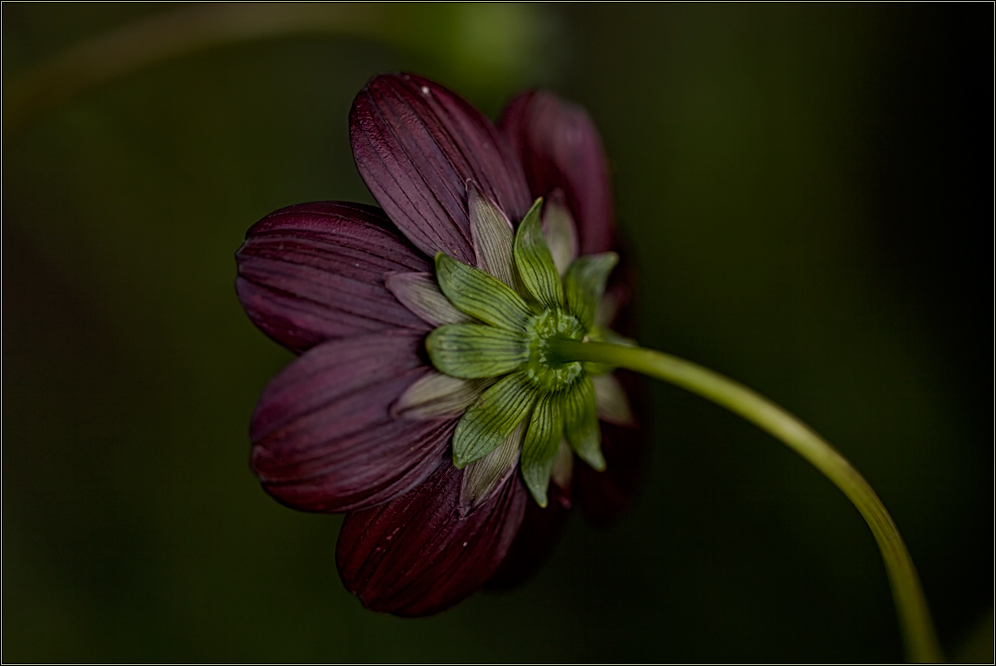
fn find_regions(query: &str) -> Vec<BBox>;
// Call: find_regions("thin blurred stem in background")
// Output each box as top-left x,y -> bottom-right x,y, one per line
4,4 -> 373,133
551,339 -> 945,663
3,3 -> 556,135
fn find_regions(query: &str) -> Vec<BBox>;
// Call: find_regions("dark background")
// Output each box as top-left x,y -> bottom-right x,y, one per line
3,3 -> 992,662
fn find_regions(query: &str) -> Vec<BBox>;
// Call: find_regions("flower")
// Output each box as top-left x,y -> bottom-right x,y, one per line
235,73 -> 645,616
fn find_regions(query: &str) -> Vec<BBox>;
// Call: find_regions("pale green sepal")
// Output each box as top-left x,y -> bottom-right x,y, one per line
513,198 -> 564,309
592,373 -> 636,426
542,195 -> 579,276
564,252 -> 619,331
384,272 -> 473,326
452,372 -> 537,468
435,253 -> 532,332
593,287 -> 622,328
392,371 -> 495,420
520,392 -> 565,507
599,327 -> 637,348
459,419 -> 525,515
426,324 -> 528,379
549,438 -> 574,492
467,181 -> 519,290
564,374 -> 605,471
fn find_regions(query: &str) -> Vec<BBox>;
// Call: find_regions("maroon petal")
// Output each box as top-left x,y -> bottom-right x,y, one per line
351,73 -> 532,265
250,331 -> 456,513
575,371 -> 649,527
500,90 -> 615,255
484,479 -> 572,590
236,202 -> 431,354
336,463 -> 528,617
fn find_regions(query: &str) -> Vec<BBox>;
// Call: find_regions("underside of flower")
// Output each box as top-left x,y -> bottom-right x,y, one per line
389,187 -> 626,509
238,73 -> 645,617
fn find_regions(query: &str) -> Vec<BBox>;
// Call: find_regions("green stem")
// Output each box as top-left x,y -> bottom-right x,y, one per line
551,338 -> 944,663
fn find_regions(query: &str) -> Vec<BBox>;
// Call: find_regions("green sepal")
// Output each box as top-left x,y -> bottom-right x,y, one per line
520,391 -> 565,507
563,373 -> 605,471
564,252 -> 619,331
593,288 -> 621,328
549,438 -> 575,492
452,372 -> 537,468
592,373 -> 636,426
459,419 -> 525,514
467,181 -> 519,291
426,324 -> 528,379
541,195 -> 579,276
391,371 -> 495,420
384,272 -> 474,327
513,198 -> 564,310
435,253 -> 532,332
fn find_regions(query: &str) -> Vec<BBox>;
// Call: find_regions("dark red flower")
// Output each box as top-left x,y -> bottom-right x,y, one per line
236,73 -> 643,616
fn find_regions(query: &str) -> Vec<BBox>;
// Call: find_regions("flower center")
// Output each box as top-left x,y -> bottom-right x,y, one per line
524,308 -> 584,392
410,195 -> 625,507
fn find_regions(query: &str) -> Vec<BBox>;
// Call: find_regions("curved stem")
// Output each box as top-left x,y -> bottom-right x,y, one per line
3,4 -> 385,135
3,4 -> 549,135
551,338 -> 944,663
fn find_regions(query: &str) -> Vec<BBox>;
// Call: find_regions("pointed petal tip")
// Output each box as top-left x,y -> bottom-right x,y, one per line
530,489 -> 549,508
433,251 -> 453,275
587,454 -> 607,473
522,463 -> 551,507
519,391 -> 564,510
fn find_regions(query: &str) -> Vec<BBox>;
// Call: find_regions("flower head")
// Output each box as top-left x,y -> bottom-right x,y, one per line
236,73 -> 644,616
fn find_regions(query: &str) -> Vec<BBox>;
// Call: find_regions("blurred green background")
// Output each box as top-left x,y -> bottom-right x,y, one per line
3,3 -> 991,662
